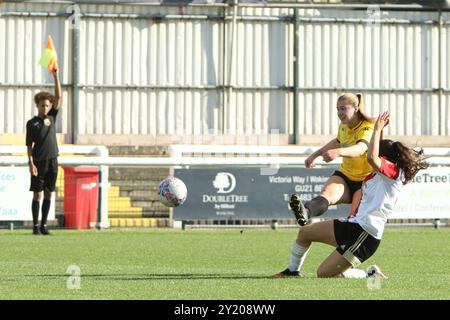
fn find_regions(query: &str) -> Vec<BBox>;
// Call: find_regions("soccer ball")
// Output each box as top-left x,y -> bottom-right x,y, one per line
158,176 -> 187,207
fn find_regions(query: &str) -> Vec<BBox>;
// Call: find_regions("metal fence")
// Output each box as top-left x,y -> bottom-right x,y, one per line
1,1 -> 450,145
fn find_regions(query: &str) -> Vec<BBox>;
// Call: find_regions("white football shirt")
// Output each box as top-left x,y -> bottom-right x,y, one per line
348,157 -> 404,239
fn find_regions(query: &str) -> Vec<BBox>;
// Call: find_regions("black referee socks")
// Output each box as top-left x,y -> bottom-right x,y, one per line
41,199 -> 51,226
32,200 -> 40,226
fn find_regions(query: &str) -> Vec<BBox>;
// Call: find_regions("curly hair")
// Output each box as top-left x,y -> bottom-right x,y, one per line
34,91 -> 55,106
379,139 -> 429,185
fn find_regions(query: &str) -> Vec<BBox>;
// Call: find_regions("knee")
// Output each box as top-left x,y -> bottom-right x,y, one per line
296,227 -> 310,246
316,267 -> 331,278
318,192 -> 333,205
316,265 -> 342,278
316,262 -> 338,278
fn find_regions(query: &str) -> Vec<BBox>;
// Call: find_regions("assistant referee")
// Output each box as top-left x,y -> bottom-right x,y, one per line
26,68 -> 61,235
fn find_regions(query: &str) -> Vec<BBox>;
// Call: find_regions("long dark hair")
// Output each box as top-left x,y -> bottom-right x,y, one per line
379,140 -> 429,184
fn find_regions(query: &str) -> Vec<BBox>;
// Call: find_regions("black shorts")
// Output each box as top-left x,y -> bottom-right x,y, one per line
30,158 -> 58,192
334,219 -> 380,267
332,170 -> 363,198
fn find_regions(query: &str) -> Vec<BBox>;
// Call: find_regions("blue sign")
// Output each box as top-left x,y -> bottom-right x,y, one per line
174,167 -> 350,220
0,167 -> 56,221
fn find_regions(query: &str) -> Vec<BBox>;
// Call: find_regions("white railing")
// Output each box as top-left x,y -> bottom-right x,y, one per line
2,145 -> 449,167
168,145 -> 450,166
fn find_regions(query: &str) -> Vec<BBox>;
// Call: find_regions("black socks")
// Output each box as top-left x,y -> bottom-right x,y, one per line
32,199 -> 51,226
32,200 -> 40,226
41,199 -> 51,226
305,196 -> 330,218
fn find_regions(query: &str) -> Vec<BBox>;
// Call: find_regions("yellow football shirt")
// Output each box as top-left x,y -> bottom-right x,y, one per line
337,120 -> 374,181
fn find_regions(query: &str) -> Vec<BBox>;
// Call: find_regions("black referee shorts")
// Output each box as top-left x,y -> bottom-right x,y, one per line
30,158 -> 58,192
334,219 -> 380,267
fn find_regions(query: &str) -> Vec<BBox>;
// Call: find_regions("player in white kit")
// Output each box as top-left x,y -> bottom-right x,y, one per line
273,111 -> 429,278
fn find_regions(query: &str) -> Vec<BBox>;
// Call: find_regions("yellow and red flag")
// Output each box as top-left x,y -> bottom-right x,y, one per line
38,35 -> 58,73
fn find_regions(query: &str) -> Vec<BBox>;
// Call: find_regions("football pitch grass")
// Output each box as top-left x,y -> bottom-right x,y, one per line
0,228 -> 448,300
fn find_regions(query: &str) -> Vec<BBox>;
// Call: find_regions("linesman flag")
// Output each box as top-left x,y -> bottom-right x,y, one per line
38,35 -> 58,73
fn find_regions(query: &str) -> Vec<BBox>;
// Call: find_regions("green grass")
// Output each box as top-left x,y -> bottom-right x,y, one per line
0,228 -> 449,300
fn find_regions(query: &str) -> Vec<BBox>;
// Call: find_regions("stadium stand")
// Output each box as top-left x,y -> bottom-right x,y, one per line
107,146 -> 171,228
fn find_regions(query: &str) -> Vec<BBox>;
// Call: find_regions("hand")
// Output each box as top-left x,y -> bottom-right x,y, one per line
322,149 -> 341,163
29,164 -> 38,176
305,155 -> 316,168
374,111 -> 390,131
52,67 -> 59,77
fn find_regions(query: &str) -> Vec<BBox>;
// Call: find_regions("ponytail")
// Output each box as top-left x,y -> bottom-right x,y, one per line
393,141 -> 429,184
356,93 -> 376,124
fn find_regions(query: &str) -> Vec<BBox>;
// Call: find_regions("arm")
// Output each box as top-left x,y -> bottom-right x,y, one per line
305,138 -> 340,168
367,111 -> 390,171
321,141 -> 368,163
52,68 -> 61,110
25,124 -> 37,176
27,146 -> 38,176
337,142 -> 368,158
312,138 -> 340,158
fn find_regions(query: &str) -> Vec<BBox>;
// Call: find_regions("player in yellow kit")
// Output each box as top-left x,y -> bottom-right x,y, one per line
291,93 -> 375,226
274,111 -> 428,279
273,93 -> 376,277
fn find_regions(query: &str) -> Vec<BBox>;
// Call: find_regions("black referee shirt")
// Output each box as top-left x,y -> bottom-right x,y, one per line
26,108 -> 59,161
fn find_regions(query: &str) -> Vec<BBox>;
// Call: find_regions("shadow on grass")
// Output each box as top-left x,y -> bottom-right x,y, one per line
13,273 -> 286,281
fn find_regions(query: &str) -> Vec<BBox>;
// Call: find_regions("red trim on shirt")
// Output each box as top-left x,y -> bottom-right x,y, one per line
350,159 -> 399,218
364,172 -> 376,182
379,157 -> 400,179
350,197 -> 362,218
349,172 -> 376,218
